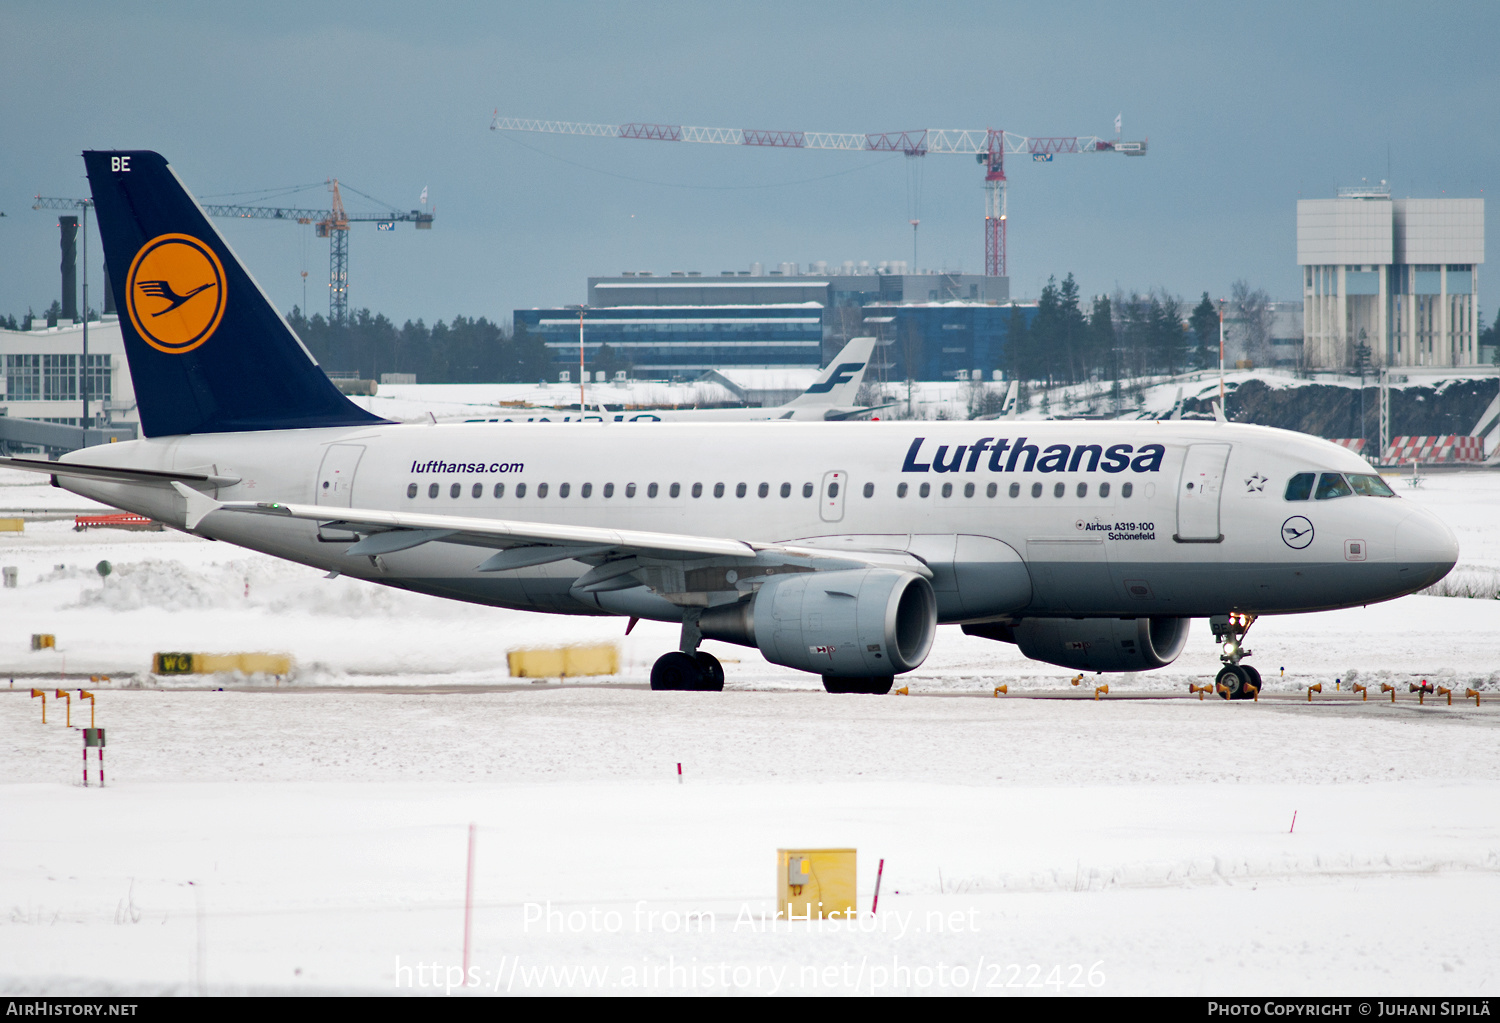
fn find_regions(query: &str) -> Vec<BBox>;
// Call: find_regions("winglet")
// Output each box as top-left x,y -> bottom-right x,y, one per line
1212,400 -> 1227,423
170,480 -> 222,530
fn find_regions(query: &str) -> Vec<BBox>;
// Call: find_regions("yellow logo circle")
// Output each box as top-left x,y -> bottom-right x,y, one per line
125,233 -> 227,354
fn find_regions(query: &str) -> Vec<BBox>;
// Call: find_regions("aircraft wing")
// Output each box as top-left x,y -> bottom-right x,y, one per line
821,401 -> 901,421
204,495 -> 932,581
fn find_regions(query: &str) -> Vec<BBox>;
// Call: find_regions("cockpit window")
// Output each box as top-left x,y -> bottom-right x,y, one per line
1284,472 -> 1315,501
1314,472 -> 1353,500
1347,473 -> 1396,497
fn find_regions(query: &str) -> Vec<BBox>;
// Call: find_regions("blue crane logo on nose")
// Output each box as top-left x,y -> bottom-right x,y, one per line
1281,516 -> 1314,549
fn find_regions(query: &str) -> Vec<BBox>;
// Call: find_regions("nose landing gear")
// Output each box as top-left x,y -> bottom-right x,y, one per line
1210,613 -> 1261,700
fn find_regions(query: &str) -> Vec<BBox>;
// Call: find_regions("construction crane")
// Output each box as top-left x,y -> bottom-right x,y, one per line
36,179 -> 434,324
491,115 -> 1145,278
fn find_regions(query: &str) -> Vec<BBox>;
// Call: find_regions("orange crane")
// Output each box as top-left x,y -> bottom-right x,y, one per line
491,114 -> 1145,278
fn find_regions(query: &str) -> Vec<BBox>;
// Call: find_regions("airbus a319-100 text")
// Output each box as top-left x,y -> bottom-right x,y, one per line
1,151 -> 1459,695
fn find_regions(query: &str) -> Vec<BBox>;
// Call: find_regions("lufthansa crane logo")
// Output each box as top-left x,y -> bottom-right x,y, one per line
1281,515 -> 1314,550
125,233 -> 226,354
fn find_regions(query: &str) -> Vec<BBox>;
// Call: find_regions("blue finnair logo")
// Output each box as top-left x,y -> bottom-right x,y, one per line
804,362 -> 865,394
900,436 -> 1166,474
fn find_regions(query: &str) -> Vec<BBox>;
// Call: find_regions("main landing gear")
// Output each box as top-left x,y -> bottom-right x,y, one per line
1210,612 -> 1261,700
649,610 -> 725,692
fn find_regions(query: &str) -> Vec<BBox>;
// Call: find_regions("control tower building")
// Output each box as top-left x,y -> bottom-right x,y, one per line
1298,183 -> 1483,369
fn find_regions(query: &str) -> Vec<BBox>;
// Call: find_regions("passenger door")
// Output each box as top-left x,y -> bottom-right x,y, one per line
1175,443 -> 1230,542
316,444 -> 365,506
315,444 -> 364,543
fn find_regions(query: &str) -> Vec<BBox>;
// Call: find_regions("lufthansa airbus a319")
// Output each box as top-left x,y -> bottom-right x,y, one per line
1,151 -> 1459,695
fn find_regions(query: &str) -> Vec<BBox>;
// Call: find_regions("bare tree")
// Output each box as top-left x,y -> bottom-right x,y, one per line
1230,280 -> 1273,367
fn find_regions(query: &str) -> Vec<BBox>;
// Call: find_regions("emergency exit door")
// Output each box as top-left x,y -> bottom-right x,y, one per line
1175,443 -> 1230,542
819,470 -> 847,523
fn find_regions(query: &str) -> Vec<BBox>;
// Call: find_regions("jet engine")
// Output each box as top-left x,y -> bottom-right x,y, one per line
963,616 -> 1191,672
700,568 -> 936,677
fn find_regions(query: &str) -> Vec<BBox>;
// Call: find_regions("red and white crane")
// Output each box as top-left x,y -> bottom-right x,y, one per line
491,114 -> 1145,278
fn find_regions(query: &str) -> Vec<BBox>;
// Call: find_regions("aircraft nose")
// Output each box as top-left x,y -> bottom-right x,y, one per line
1395,508 -> 1459,581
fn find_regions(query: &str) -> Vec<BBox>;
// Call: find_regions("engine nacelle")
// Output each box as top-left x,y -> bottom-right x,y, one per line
963,616 -> 1191,672
701,568 -> 936,677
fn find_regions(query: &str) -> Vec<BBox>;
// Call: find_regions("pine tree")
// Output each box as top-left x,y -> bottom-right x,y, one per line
1189,292 -> 1218,368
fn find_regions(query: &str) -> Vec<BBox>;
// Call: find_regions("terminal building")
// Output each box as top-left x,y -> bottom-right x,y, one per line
1,214 -> 138,453
1297,184 -> 1484,369
515,263 -> 1019,382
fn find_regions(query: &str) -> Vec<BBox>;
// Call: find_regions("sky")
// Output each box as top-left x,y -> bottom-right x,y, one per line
2,1 -> 1496,329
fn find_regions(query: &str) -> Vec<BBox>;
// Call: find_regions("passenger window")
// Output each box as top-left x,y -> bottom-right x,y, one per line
941,482 -> 953,498
802,482 -> 814,498
863,482 -> 875,498
558,483 -> 570,498
919,482 -> 931,498
713,482 -> 725,498
828,482 -> 839,498
472,483 -> 483,499
493,482 -> 505,498
647,483 -> 659,498
690,483 -> 702,498
987,482 -> 997,498
407,483 -> 418,498
1122,482 -> 1133,498
964,482 -> 975,498
537,483 -> 549,498
758,482 -> 769,498
1099,482 -> 1110,498
1315,473 -> 1353,500
581,483 -> 592,498
603,483 -> 614,498
625,483 -> 635,498
669,483 -> 680,498
1031,483 -> 1042,498
429,483 -> 439,498
1077,482 -> 1088,498
736,483 -> 747,498
1284,472 -> 1315,501
450,482 -> 461,498
1347,473 -> 1395,497
1009,482 -> 1020,498
897,482 -> 908,498
516,483 -> 528,498
780,482 -> 792,498
1053,482 -> 1065,498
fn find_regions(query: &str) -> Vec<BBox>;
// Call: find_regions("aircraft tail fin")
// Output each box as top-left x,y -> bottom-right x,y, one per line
782,336 -> 877,408
1001,380 -> 1020,418
83,150 -> 387,438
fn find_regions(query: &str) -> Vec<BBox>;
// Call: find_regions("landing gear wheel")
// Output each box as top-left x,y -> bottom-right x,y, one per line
651,651 -> 703,691
694,652 -> 725,691
1216,664 -> 1254,700
1240,665 -> 1262,699
822,675 -> 895,695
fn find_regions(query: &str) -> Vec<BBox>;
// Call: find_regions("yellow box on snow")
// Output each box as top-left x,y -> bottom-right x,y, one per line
778,848 -> 856,921
507,644 -> 619,678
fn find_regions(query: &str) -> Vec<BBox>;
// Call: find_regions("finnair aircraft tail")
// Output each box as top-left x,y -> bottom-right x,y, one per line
463,335 -> 885,424
1,151 -> 1460,698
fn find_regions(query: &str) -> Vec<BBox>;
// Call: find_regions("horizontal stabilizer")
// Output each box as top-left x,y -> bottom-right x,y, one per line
0,456 -> 240,488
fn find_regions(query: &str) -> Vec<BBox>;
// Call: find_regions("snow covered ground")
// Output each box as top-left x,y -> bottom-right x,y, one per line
2,466 -> 1499,995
